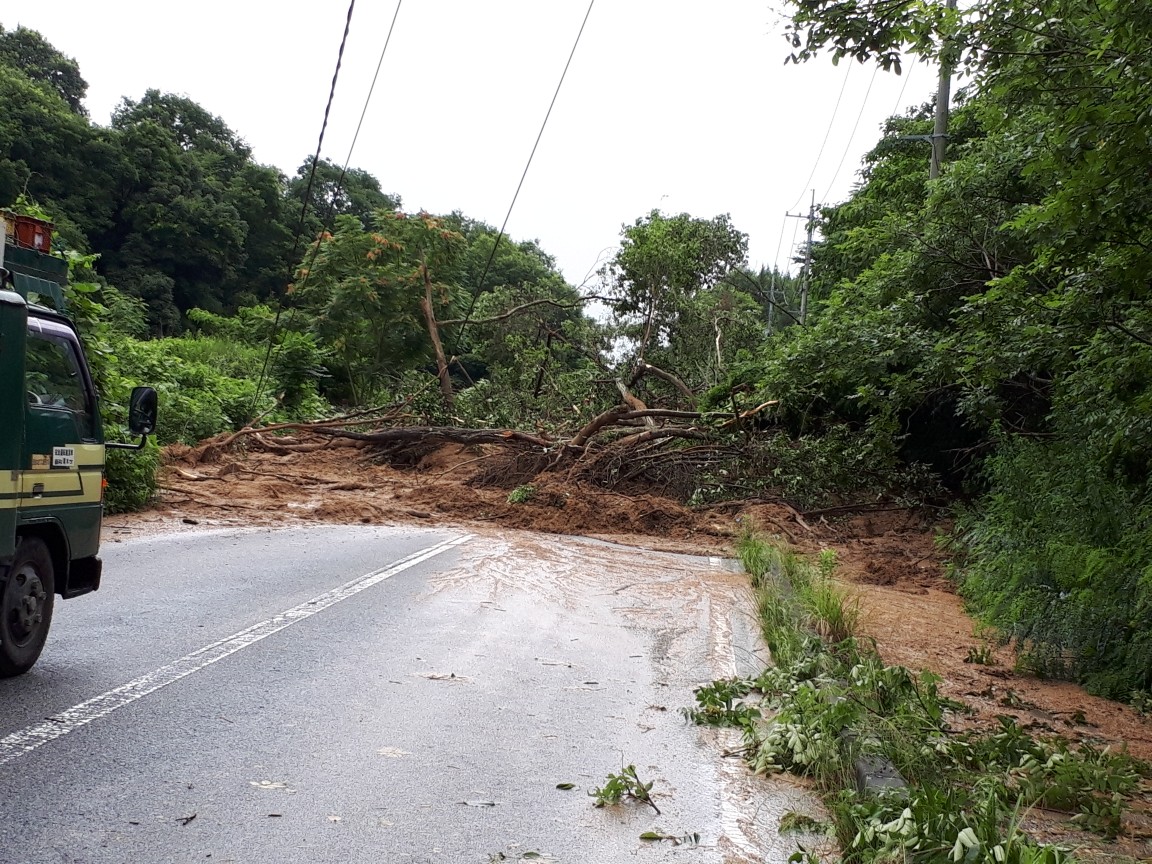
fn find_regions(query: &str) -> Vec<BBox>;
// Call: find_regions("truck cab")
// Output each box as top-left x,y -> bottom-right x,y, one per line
0,214 -> 156,676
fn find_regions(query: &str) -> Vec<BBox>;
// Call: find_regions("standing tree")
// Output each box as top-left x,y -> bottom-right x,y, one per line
293,212 -> 464,408
0,24 -> 88,114
600,210 -> 749,392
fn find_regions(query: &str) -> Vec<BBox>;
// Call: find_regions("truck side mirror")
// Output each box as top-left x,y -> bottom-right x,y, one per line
128,387 -> 158,436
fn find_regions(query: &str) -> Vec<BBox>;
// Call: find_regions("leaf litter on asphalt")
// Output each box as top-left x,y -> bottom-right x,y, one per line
250,780 -> 292,792
418,672 -> 470,682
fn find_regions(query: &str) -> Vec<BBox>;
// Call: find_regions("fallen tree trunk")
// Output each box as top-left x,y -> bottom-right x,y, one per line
307,426 -> 553,449
420,250 -> 455,411
611,427 -> 710,447
185,377 -> 721,474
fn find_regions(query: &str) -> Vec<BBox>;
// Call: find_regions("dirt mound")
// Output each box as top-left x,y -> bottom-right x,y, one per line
151,437 -> 758,552
407,475 -> 698,538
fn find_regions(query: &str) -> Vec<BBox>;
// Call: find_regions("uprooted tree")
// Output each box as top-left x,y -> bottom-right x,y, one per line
180,207 -> 828,506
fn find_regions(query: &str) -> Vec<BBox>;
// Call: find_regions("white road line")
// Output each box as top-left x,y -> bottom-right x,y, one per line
0,533 -> 473,767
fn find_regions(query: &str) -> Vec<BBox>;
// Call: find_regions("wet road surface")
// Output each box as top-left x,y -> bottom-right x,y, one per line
0,524 -> 802,863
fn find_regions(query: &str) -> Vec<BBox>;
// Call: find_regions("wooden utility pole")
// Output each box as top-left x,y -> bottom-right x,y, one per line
786,190 -> 817,324
930,0 -> 959,179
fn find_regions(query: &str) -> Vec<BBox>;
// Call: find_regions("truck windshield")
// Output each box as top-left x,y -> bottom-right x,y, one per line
25,317 -> 96,437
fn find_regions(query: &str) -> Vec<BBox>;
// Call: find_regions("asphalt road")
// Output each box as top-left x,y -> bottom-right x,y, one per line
0,523 -> 796,864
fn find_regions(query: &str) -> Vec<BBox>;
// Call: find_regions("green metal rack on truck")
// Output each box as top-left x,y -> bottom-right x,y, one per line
0,214 -> 157,676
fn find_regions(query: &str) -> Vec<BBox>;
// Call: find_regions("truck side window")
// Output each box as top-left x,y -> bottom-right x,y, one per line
26,329 -> 95,436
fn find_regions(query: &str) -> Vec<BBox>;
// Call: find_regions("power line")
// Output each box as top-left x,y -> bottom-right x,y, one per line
253,0 -> 405,413
289,1 -> 357,269
890,61 -> 915,119
275,2 -> 405,316
252,0 -> 358,412
339,1 -> 404,196
787,61 -> 852,213
787,214 -> 802,275
820,63 -> 879,203
768,216 -> 788,287
451,0 -> 596,356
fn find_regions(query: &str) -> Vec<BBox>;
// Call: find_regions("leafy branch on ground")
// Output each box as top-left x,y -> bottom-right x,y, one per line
779,811 -> 829,835
507,484 -> 536,504
589,764 -> 661,815
682,677 -> 761,727
639,830 -> 700,845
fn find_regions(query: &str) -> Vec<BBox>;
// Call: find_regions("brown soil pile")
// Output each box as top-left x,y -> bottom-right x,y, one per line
121,436 -> 1152,779
152,438 -> 747,554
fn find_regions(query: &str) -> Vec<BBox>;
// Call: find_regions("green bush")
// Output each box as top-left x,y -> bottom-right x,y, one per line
720,531 -> 1148,863
957,437 -> 1152,699
103,442 -> 160,514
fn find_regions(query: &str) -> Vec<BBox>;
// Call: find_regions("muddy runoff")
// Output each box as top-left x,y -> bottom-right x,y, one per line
417,528 -> 815,861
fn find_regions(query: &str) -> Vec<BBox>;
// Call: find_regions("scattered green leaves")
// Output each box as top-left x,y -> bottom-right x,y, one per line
681,677 -> 760,727
779,812 -> 828,835
720,529 -> 1150,864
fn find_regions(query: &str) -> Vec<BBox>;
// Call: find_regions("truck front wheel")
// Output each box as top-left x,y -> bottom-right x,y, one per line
0,538 -> 55,677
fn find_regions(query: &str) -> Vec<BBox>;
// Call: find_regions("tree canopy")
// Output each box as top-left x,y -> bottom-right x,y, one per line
754,0 -> 1152,697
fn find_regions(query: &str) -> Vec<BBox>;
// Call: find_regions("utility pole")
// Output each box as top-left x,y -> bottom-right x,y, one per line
930,0 -> 958,179
786,190 -> 817,324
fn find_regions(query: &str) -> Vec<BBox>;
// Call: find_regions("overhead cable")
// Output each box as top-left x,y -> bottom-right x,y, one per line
787,61 -> 852,212
451,0 -> 596,356
769,216 -> 788,290
889,60 -> 915,118
787,215 -> 802,275
820,63 -> 879,202
293,0 -> 405,301
253,1 -> 406,412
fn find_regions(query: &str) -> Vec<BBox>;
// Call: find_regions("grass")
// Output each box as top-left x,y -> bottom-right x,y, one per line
507,484 -> 536,504
682,524 -> 1151,864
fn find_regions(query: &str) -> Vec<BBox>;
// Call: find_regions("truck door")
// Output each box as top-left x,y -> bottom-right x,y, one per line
20,316 -> 104,561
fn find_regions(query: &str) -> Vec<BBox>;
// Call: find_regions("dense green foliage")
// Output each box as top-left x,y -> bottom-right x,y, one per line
0,25 -> 397,331
59,255 -> 329,511
743,0 -> 1152,697
0,24 -> 620,507
711,533 -> 1148,862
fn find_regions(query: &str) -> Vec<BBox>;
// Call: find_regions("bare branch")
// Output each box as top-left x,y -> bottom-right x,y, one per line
616,379 -> 655,428
440,299 -> 578,326
1106,318 -> 1152,348
569,406 -> 630,449
632,361 -> 697,407
440,295 -> 618,326
719,400 -> 779,429
308,425 -> 553,449
617,409 -> 703,422
612,428 -> 710,447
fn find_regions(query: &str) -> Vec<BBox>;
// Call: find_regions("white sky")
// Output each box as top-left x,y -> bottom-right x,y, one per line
10,1 -> 933,287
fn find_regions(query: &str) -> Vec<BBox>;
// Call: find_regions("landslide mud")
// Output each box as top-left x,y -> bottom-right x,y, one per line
109,440 -> 1152,776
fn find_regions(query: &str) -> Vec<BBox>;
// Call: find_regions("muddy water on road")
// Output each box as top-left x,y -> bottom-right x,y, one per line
423,528 -> 818,862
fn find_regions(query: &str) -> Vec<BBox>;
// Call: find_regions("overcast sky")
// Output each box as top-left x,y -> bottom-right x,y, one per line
11,1 -> 933,287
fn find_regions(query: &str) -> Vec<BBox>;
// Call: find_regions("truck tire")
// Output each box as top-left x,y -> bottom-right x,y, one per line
0,538 -> 55,677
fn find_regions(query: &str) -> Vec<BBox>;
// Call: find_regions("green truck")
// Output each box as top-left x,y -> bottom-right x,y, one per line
0,214 -> 157,676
